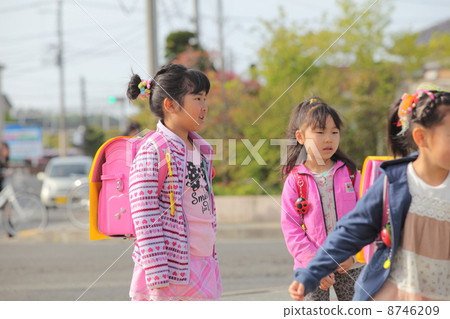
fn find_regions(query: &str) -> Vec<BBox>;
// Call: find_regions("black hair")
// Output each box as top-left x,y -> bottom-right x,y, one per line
123,120 -> 141,136
1,141 -> 9,165
126,63 -> 210,120
387,90 -> 450,157
282,97 -> 356,179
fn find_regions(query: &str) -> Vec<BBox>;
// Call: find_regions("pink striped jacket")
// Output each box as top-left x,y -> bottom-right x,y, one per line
129,121 -> 216,288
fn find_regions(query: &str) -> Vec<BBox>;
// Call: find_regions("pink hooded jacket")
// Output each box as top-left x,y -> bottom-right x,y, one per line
281,160 -> 361,269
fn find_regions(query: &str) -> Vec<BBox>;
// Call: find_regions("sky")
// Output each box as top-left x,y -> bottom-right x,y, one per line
1,0 -> 450,120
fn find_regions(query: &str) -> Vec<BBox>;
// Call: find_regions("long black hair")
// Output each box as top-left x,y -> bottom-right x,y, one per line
127,63 -> 210,120
282,97 -> 356,179
387,90 -> 450,158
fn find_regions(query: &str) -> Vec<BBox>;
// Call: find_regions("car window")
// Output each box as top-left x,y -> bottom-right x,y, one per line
49,163 -> 90,177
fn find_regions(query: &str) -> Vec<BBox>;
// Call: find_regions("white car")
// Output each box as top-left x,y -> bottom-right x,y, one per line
38,156 -> 93,208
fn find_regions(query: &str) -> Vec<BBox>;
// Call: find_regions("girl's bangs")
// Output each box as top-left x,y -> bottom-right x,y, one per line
186,70 -> 210,95
306,104 -> 341,130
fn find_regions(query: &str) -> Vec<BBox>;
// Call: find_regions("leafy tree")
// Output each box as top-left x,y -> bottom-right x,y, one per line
83,125 -> 105,158
165,31 -> 215,71
165,31 -> 199,62
253,0 -> 400,174
130,0 -> 450,194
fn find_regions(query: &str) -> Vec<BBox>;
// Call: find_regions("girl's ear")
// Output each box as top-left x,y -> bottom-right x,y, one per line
412,126 -> 428,148
295,130 -> 304,145
163,98 -> 177,113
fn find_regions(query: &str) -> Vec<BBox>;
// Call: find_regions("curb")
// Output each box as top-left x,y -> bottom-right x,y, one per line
2,222 -> 283,243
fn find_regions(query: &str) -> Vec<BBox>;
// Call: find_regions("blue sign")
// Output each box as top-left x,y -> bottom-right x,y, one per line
3,125 -> 43,162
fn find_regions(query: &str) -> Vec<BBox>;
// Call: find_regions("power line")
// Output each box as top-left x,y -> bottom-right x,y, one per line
64,23 -> 142,58
0,0 -> 54,14
395,0 -> 450,6
1,23 -> 145,72
66,30 -> 144,63
0,19 -> 144,44
71,1 -> 133,12
117,0 -> 141,14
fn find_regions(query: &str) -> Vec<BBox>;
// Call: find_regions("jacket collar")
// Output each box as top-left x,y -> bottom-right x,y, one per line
380,152 -> 418,184
294,160 -> 345,176
156,120 -> 213,157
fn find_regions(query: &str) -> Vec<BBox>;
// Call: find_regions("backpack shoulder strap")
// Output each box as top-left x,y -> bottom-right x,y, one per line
145,131 -> 170,196
291,167 -> 308,199
382,175 -> 389,227
347,166 -> 356,187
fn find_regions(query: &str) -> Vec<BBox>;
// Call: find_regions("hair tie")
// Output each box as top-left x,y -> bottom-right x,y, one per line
396,88 -> 435,136
138,78 -> 152,99
309,99 -> 317,104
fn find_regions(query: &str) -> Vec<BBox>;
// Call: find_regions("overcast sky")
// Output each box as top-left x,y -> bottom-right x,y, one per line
1,0 -> 450,118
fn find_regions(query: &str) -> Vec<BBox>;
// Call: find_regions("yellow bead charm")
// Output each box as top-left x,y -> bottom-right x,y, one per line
383,259 -> 391,269
165,153 -> 175,217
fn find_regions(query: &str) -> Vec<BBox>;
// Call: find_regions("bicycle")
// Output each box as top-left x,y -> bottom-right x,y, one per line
66,177 -> 90,230
1,178 -> 48,237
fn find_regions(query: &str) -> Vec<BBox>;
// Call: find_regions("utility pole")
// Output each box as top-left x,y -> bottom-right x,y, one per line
102,108 -> 110,132
217,0 -> 225,73
193,0 -> 200,46
0,64 -> 5,143
57,0 -> 67,157
80,77 -> 87,128
146,0 -> 158,77
117,97 -> 126,133
217,0 -> 226,100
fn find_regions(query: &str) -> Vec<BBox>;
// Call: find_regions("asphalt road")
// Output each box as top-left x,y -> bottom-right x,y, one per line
0,237 -> 293,301
0,171 -> 293,301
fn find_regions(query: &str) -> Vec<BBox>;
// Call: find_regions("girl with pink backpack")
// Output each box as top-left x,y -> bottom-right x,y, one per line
126,64 -> 221,301
280,97 -> 363,301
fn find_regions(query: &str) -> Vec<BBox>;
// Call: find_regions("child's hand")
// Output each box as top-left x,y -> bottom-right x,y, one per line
319,273 -> 335,290
288,280 -> 305,301
337,256 -> 355,273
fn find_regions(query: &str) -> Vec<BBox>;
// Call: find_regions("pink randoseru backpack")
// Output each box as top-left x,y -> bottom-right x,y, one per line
356,156 -> 393,263
89,131 -> 169,240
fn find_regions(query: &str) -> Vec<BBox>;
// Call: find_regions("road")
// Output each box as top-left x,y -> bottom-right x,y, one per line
0,237 -> 293,301
1,171 -> 294,301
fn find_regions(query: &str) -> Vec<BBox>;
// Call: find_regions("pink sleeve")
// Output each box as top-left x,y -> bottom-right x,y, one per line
130,142 -> 169,288
280,174 -> 318,269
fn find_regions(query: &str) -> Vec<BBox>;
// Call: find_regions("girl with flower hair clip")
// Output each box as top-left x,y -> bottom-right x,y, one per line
289,84 -> 450,301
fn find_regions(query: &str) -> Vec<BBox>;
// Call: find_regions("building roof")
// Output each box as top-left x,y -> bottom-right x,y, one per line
417,18 -> 450,44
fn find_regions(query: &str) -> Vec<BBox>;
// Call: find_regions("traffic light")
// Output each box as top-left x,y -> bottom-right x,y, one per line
108,96 -> 117,104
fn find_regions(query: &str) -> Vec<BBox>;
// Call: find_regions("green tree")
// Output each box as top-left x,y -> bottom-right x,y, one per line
254,0 -> 400,173
165,31 -> 199,62
130,0 -> 450,195
166,31 -> 215,71
83,125 -> 105,158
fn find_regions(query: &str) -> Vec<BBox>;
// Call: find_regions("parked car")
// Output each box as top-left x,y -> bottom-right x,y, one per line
38,156 -> 93,208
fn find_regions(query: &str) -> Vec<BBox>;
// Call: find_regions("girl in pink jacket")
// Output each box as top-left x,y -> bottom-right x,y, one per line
281,97 -> 363,301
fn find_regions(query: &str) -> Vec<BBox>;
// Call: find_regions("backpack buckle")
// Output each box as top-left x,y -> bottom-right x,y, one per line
116,179 -> 123,192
